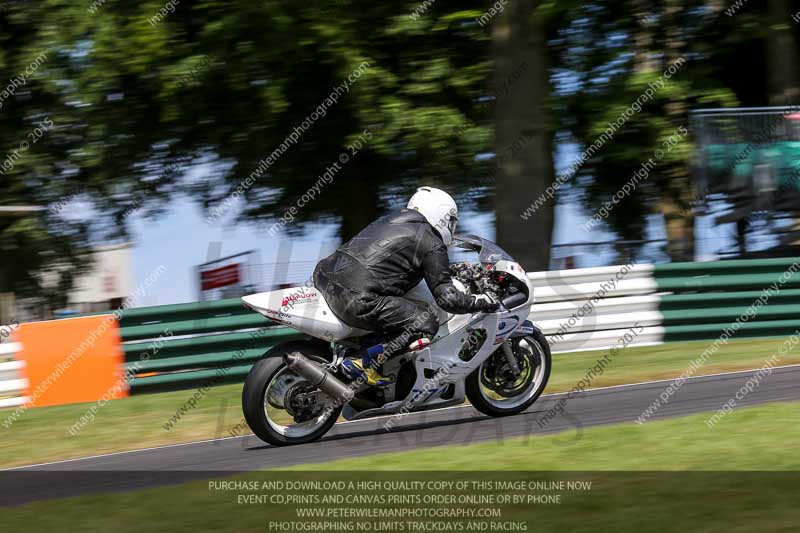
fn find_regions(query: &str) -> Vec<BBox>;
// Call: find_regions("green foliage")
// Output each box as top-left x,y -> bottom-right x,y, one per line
549,0 -> 773,250
0,0 -> 790,296
0,0 -> 495,297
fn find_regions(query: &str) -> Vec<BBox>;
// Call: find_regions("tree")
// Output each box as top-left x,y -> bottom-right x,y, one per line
550,0 -> 739,262
0,0 -> 499,305
493,0 -> 556,271
0,3 -> 93,305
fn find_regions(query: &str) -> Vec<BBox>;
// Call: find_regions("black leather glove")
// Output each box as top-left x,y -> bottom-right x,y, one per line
472,294 -> 500,313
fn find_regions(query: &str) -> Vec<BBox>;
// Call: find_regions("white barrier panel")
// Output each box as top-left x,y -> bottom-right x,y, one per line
0,378 -> 27,394
0,342 -> 24,408
532,278 -> 658,303
528,264 -> 654,286
549,326 -> 666,354
0,342 -> 21,358
0,396 -> 27,408
530,294 -> 661,321
0,360 -> 24,381
524,263 -> 664,352
537,311 -> 664,337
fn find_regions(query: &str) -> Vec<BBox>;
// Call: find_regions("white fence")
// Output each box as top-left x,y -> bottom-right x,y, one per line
0,342 -> 27,408
0,264 -> 659,409
528,264 -> 662,353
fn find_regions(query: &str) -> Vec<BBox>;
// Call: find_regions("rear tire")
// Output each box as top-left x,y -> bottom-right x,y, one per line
466,329 -> 551,417
242,340 -> 342,446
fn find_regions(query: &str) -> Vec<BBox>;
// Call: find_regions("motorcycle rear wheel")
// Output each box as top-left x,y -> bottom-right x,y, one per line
242,340 -> 343,446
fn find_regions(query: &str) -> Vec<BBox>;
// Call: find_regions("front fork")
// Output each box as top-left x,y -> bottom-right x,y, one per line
501,341 -> 522,377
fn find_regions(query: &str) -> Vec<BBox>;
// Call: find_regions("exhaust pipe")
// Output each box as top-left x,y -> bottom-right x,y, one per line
284,352 -> 354,403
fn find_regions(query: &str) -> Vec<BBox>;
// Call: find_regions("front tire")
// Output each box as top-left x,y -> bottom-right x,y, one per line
242,341 -> 342,446
466,329 -> 551,417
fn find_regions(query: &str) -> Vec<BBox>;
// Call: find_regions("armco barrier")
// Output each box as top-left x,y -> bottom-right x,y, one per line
118,300 -> 304,393
654,258 -> 800,342
0,348 -> 27,408
0,337 -> 26,408
2,256 -> 799,403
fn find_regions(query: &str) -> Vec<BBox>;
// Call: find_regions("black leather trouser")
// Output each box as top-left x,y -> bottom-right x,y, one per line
314,260 -> 439,359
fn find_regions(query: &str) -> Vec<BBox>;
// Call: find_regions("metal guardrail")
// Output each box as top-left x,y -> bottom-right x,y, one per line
118,299 -> 304,392
116,257 -> 800,393
0,344 -> 27,408
3,257 -> 799,402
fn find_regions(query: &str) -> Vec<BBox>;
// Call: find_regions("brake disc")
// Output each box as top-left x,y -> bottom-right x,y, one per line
266,374 -> 300,409
481,345 -> 534,398
285,384 -> 328,423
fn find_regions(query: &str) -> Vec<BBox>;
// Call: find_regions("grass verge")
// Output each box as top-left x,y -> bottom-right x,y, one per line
0,335 -> 796,468
3,400 -> 800,532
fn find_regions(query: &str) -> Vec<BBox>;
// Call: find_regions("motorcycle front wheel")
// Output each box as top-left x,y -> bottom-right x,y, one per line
242,341 -> 343,446
466,329 -> 551,417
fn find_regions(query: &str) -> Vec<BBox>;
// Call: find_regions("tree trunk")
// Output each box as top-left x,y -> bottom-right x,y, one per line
766,0 -> 800,254
338,167 -> 380,242
767,0 -> 800,105
632,0 -> 657,73
736,219 -> 748,255
657,0 -> 696,262
660,187 -> 695,262
0,293 -> 13,326
493,0 -> 554,272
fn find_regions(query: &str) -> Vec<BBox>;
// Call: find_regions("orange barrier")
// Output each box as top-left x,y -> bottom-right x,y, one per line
15,315 -> 127,408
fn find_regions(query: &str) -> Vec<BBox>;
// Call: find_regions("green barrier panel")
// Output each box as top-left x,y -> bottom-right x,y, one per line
120,314 -> 271,341
656,258 -> 800,343
117,296 -> 305,392
124,333 -> 304,374
654,257 -> 800,277
660,289 -> 800,309
117,298 -> 252,327
663,318 -> 800,343
128,364 -> 254,392
127,349 -> 266,374
655,272 -> 800,292
122,328 -> 297,362
662,304 -> 800,325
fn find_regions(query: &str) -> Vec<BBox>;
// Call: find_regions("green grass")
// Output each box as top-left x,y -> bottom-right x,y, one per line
0,335 -> 797,468
288,397 -> 800,471
0,382 -> 248,468
4,401 -> 800,533
548,334 -> 800,391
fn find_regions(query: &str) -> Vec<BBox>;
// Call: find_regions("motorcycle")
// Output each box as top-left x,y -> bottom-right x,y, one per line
240,234 -> 551,446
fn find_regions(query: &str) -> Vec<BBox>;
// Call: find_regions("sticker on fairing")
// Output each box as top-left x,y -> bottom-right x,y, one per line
264,308 -> 293,324
281,290 -> 319,308
494,316 -> 520,344
497,316 -> 520,333
515,321 -> 536,335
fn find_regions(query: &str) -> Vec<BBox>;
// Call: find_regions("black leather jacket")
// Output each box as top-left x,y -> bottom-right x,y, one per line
317,209 -> 481,314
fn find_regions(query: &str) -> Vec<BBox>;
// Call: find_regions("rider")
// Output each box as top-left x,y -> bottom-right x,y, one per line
313,186 -> 499,386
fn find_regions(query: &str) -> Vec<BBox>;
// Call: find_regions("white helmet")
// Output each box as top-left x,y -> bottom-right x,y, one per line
407,186 -> 458,245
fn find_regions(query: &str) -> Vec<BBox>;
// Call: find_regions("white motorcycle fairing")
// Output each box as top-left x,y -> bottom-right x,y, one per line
242,286 -> 370,342
342,263 -> 535,421
244,253 -> 537,421
242,278 -> 468,343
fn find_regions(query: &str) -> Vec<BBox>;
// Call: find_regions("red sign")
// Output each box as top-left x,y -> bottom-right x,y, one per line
201,264 -> 241,290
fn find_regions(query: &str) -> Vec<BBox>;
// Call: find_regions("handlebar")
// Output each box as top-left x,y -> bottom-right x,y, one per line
501,292 -> 528,310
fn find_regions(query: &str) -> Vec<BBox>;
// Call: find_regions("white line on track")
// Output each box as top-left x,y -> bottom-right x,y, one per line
5,362 -> 800,471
